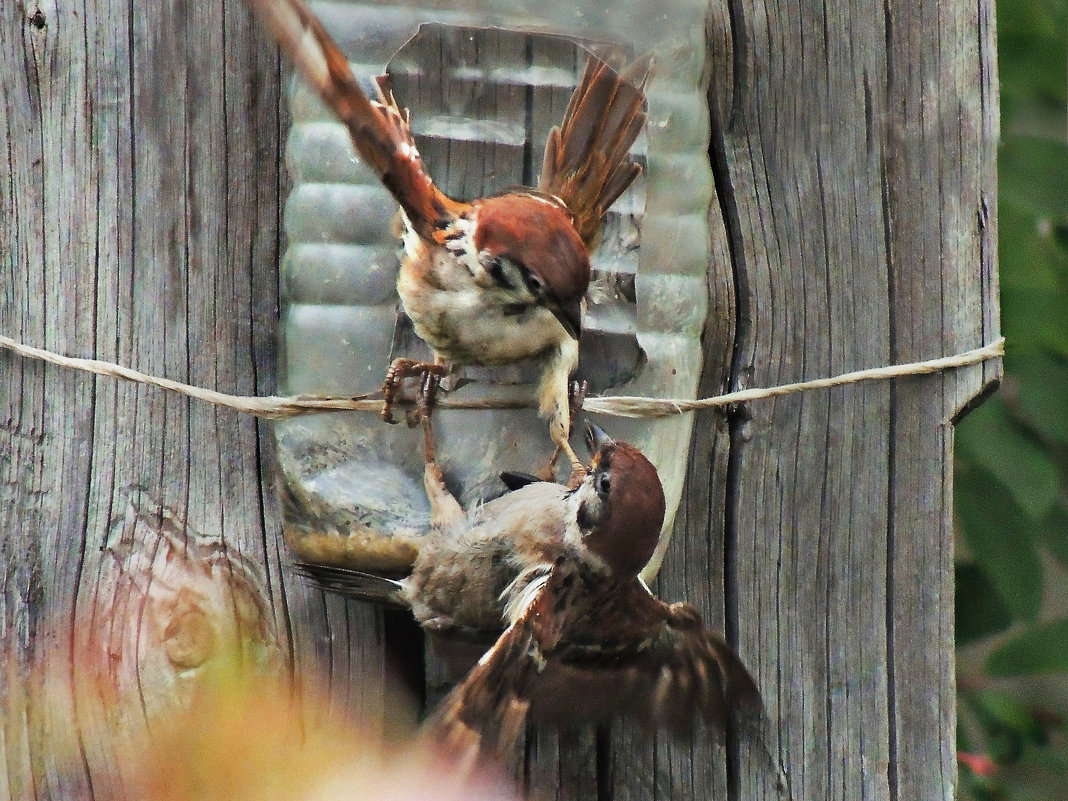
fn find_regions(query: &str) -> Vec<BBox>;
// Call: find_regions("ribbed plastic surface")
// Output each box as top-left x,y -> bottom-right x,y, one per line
277,1 -> 712,576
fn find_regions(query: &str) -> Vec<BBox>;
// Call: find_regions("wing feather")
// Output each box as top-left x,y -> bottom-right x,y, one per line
422,573 -> 554,760
246,0 -> 461,236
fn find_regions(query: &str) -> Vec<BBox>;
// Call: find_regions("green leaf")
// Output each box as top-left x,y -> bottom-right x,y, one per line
955,464 -> 1044,620
998,0 -> 1067,39
1016,742 -> 1068,774
1000,36 -> 1067,110
956,563 -> 1016,644
987,619 -> 1068,676
957,397 -> 1060,520
1036,504 -> 1068,572
1001,287 -> 1068,357
1004,351 -> 1068,445
964,689 -> 1049,764
998,0 -> 1067,107
972,690 -> 1047,739
998,199 -> 1068,294
1000,137 -> 1068,218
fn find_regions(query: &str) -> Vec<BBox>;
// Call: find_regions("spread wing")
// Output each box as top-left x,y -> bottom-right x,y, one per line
246,0 -> 462,237
422,568 -> 559,762
641,614 -> 791,798
539,56 -> 652,247
549,586 -> 791,797
425,570 -> 790,795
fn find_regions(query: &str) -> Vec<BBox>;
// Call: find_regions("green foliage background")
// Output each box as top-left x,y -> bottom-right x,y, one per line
955,0 -> 1068,797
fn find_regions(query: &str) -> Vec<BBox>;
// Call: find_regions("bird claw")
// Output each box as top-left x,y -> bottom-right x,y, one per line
564,463 -> 587,489
569,379 -> 588,422
541,379 -> 589,481
381,358 -> 448,425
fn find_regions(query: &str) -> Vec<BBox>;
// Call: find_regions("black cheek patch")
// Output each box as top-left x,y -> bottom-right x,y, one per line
488,258 -> 516,290
576,498 -> 607,532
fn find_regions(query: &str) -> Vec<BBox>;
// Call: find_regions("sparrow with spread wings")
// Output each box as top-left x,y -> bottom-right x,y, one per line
299,421 -> 790,795
247,0 -> 650,472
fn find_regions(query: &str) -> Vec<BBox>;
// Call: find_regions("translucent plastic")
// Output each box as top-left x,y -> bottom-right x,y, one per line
277,0 -> 712,578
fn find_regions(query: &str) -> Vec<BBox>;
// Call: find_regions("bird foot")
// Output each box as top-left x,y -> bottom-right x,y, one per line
420,409 -> 466,533
539,379 -> 588,482
569,379 -> 588,422
564,462 -> 587,489
381,358 -> 448,425
536,440 -> 585,483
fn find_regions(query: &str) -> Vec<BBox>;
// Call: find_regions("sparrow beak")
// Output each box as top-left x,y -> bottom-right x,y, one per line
584,421 -> 614,456
549,297 -> 582,340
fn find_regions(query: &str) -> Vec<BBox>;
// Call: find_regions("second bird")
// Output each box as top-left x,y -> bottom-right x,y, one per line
249,0 -> 651,471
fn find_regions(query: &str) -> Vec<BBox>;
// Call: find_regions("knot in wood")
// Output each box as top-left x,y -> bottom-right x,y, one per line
162,593 -> 217,670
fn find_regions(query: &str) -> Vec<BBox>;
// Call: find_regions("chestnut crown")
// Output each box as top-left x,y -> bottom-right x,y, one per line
576,424 -> 666,577
473,194 -> 590,336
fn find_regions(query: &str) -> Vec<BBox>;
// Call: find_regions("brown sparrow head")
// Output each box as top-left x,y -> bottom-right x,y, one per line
570,422 -> 666,577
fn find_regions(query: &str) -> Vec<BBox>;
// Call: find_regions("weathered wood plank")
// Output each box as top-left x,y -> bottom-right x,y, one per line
880,0 -> 1001,797
602,6 -> 739,796
1,1 -> 998,800
711,0 -> 1000,799
0,2 -> 373,797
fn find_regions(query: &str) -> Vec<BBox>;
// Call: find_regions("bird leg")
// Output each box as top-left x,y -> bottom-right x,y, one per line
543,379 -> 587,483
416,365 -> 443,424
420,396 -> 465,533
381,357 -> 448,424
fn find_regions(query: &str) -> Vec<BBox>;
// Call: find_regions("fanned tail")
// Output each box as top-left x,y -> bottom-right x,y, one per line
539,55 -> 653,246
246,0 -> 461,237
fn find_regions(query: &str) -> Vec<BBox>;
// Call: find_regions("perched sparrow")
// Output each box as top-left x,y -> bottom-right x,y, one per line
248,0 -> 650,470
297,423 -> 789,795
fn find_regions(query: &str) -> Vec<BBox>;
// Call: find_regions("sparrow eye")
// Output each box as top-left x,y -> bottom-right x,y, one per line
520,266 -> 546,298
596,472 -> 611,497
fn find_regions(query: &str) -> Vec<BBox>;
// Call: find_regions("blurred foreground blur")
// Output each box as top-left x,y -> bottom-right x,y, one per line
3,498 -> 518,801
23,647 -> 519,801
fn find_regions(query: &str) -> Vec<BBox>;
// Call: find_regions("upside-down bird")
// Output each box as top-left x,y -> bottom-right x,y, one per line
297,423 -> 790,796
247,0 -> 650,471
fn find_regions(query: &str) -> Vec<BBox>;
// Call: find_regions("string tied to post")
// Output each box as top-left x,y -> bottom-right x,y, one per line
0,334 -> 1005,421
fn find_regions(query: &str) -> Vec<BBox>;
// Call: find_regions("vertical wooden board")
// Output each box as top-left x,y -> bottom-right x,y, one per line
881,0 -> 1000,797
525,726 -> 600,801
0,8 -> 45,796
602,7 -> 739,783
710,0 -> 999,799
710,0 -> 876,795
0,2 -> 386,798
2,3 -> 110,797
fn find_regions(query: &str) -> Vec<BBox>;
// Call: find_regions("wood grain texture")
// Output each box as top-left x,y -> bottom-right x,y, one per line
0,2 -> 386,797
703,0 -> 1000,799
0,1 -> 997,801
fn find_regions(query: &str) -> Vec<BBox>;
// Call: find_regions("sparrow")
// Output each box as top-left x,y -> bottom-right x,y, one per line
247,0 -> 651,471
296,422 -> 789,795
